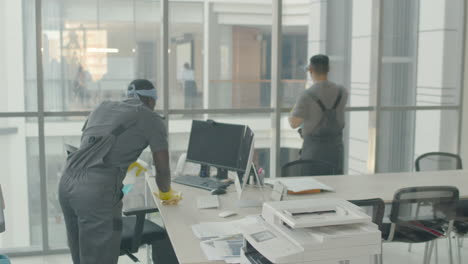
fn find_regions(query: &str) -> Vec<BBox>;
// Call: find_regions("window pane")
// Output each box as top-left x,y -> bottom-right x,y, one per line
280,113 -> 303,172
381,0 -> 463,106
346,111 -> 370,175
279,1 -> 372,176
377,110 -> 459,173
169,113 -> 271,177
380,0 -> 417,107
0,0 -> 37,112
0,118 -> 41,251
171,1 -> 274,110
281,0 -> 372,108
282,0 -> 372,107
169,1 -> 204,110
42,117 -> 84,249
349,0 -> 373,107
40,0 -> 162,112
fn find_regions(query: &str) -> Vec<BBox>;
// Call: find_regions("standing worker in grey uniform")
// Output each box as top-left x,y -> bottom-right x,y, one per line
59,79 -> 180,264
289,55 -> 348,174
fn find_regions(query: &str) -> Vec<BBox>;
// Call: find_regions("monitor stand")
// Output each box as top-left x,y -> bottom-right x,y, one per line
199,165 -> 210,178
215,168 -> 228,180
235,164 -> 266,208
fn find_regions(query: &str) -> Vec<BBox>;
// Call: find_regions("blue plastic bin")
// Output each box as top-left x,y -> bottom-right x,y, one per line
0,255 -> 10,264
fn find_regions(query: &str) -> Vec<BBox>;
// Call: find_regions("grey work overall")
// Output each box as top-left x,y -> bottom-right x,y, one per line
301,90 -> 344,174
58,122 -> 133,264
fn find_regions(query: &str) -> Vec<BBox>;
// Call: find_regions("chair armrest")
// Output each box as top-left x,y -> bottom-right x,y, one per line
123,207 -> 159,217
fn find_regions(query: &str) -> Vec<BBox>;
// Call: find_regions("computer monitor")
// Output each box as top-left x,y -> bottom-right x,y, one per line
186,120 -> 253,174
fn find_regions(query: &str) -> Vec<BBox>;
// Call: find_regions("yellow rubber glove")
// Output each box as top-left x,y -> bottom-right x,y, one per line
127,162 -> 148,177
154,189 -> 182,205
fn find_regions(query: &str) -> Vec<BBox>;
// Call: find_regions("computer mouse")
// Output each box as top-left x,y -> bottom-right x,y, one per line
211,188 -> 226,195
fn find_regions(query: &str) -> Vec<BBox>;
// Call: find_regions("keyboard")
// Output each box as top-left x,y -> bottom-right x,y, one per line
197,195 -> 220,209
172,175 -> 230,191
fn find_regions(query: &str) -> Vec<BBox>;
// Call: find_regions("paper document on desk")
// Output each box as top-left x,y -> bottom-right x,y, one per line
265,178 -> 335,193
192,216 -> 258,240
200,234 -> 243,262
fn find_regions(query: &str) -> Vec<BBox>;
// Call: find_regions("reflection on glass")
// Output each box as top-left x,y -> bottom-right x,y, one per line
38,0 -> 161,112
169,1 -> 203,109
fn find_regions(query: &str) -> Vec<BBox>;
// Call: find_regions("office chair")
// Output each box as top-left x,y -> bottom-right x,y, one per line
382,186 -> 459,264
281,159 -> 336,177
415,152 -> 462,172
120,207 -> 178,263
63,144 -> 178,263
416,152 -> 466,263
349,198 -> 385,264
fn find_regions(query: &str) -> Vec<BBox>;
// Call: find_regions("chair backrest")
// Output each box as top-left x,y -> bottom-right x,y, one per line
281,159 -> 336,177
390,186 -> 459,224
349,198 -> 385,231
415,152 -> 462,172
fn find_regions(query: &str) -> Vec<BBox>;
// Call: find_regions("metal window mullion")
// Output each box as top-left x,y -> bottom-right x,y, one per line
457,0 -> 467,155
3,248 -> 69,257
379,105 -> 459,111
407,0 -> 421,170
203,0 -> 210,115
0,112 -> 40,118
270,0 -> 282,178
35,0 -> 50,252
161,0 -> 169,126
368,0 -> 384,173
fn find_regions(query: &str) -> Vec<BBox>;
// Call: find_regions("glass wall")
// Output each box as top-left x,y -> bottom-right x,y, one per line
376,0 -> 464,172
279,0 -> 372,174
0,0 -> 465,255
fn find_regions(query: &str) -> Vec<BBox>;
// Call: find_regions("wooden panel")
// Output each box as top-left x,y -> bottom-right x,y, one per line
232,26 -> 262,108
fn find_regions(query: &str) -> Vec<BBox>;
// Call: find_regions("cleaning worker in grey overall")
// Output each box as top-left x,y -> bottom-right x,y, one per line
59,79 -> 179,264
289,55 -> 348,174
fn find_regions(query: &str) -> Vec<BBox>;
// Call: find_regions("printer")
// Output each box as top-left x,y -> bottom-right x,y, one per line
239,199 -> 381,264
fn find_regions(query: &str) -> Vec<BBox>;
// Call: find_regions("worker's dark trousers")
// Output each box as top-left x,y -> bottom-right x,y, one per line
59,167 -> 124,264
301,135 -> 344,175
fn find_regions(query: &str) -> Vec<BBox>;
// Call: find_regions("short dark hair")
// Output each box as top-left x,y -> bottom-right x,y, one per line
128,79 -> 155,91
309,54 -> 329,74
128,79 -> 155,106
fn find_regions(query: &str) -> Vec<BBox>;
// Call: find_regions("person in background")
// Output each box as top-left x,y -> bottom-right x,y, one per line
180,62 -> 198,109
59,79 -> 180,264
288,55 -> 348,174
73,64 -> 92,107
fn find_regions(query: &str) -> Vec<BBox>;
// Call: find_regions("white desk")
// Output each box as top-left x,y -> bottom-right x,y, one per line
146,170 -> 468,264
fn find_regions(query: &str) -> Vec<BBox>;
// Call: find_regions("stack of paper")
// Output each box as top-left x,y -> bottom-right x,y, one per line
192,217 -> 259,263
200,234 -> 244,263
265,178 -> 335,194
192,217 -> 258,240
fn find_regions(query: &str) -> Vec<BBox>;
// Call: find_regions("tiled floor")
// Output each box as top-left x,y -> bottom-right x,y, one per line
8,239 -> 468,264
